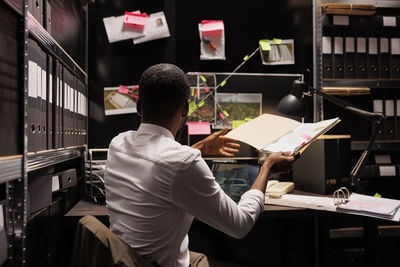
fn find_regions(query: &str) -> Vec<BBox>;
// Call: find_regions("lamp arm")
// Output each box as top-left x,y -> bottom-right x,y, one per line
309,87 -> 384,121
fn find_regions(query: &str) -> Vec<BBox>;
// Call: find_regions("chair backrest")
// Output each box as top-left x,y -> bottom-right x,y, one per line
70,215 -> 156,267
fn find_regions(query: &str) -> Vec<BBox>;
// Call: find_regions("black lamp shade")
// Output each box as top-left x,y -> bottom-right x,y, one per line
277,94 -> 307,117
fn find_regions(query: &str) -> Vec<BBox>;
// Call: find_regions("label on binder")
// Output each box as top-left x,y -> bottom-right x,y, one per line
28,60 -> 37,98
379,166 -> 396,176
383,16 -> 396,27
333,15 -> 349,26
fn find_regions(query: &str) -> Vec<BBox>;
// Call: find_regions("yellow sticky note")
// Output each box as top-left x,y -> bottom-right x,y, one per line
273,38 -> 282,45
374,193 -> 382,198
244,117 -> 252,122
200,75 -> 207,82
260,39 -> 271,51
220,80 -> 227,87
223,110 -> 229,117
188,102 -> 197,116
243,55 -> 249,61
198,101 -> 205,107
232,120 -> 246,129
191,88 -> 195,97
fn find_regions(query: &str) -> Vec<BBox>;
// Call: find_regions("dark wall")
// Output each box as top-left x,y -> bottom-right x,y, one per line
88,0 -> 313,148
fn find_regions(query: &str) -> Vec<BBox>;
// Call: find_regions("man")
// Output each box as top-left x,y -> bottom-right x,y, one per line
104,64 -> 295,267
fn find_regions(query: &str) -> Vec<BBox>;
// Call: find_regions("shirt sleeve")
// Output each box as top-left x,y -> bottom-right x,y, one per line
171,151 -> 265,239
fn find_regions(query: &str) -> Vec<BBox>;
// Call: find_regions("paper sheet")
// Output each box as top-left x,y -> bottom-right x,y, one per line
133,11 -> 170,44
187,122 -> 211,135
103,11 -> 145,43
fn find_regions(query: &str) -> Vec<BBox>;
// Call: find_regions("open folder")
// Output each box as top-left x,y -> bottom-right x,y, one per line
225,113 -> 340,156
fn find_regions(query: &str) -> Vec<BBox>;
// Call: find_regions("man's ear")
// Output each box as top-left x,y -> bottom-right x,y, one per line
137,99 -> 142,117
182,101 -> 189,117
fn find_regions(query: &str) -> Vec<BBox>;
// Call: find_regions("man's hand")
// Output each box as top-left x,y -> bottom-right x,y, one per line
264,152 -> 295,173
192,128 -> 240,157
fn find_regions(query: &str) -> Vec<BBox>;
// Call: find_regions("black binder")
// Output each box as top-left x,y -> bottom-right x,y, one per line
322,16 -> 333,79
391,37 -> 400,79
384,99 -> 395,140
62,68 -> 68,147
373,98 -> 385,140
368,37 -> 379,79
38,47 -> 47,151
33,0 -> 43,25
333,36 -> 344,78
377,16 -> 393,79
54,60 -> 62,149
45,0 -> 51,33
47,55 -> 53,150
344,36 -> 356,79
27,39 -> 40,152
353,16 -> 369,79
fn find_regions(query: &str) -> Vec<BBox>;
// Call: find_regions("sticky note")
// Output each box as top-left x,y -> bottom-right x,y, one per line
200,20 -> 224,33
198,101 -> 205,107
188,102 -> 198,116
204,85 -> 210,92
232,120 -> 246,129
374,193 -> 382,198
260,40 -> 271,51
118,85 -> 129,94
124,12 -> 149,27
200,75 -> 207,82
187,122 -> 211,135
191,88 -> 195,97
301,133 -> 312,141
220,80 -> 226,87
219,112 -> 226,120
194,89 -> 198,98
243,55 -> 249,61
131,85 -> 139,91
244,118 -> 252,121
273,38 -> 282,45
223,110 -> 229,117
131,93 -> 138,99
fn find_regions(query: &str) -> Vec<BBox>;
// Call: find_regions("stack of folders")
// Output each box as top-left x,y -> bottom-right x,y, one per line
265,187 -> 400,221
322,3 -> 376,16
372,96 -> 398,140
27,38 -> 88,153
322,14 -> 400,80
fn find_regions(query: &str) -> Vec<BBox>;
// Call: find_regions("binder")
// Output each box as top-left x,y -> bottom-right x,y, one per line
33,0 -> 43,25
333,36 -> 344,78
38,47 -> 47,151
377,16 -> 394,79
322,16 -> 333,79
47,55 -> 53,150
384,98 -> 395,140
373,98 -> 385,140
397,98 -> 400,140
344,36 -> 356,78
353,16 -> 368,78
391,37 -> 400,79
62,68 -> 69,147
368,37 -> 379,79
27,39 -> 40,152
45,0 -> 51,33
54,61 -> 62,149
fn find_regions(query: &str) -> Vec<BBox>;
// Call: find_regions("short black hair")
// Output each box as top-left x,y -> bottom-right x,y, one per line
139,63 -> 190,121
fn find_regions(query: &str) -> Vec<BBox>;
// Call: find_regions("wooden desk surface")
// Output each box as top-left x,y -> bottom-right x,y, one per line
65,190 -> 322,218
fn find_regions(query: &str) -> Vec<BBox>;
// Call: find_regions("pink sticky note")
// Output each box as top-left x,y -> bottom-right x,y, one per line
187,122 -> 211,135
201,20 -> 224,33
131,93 -> 138,99
194,90 -> 198,98
219,111 -> 225,120
118,85 -> 129,94
131,85 -> 139,91
301,133 -> 312,141
204,85 -> 209,93
124,12 -> 149,27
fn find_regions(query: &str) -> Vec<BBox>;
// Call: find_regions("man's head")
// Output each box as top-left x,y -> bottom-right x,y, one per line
138,64 -> 190,123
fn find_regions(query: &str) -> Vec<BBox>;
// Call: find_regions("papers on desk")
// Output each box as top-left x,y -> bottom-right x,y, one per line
265,193 -> 400,221
103,11 -> 170,44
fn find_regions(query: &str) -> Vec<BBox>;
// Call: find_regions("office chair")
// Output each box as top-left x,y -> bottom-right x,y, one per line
70,215 -> 157,267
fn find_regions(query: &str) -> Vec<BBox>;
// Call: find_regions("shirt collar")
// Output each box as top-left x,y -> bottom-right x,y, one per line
137,123 -> 175,140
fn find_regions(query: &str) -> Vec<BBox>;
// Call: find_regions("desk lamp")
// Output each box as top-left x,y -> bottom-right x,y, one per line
276,69 -> 384,190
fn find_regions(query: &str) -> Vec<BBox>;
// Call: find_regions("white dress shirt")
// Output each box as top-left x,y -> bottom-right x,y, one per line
104,123 -> 265,267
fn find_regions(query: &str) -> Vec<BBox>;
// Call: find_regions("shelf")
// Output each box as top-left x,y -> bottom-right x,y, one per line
323,79 -> 400,89
27,147 -> 85,172
2,0 -> 23,16
27,12 -> 87,83
351,140 -> 400,151
0,155 -> 23,183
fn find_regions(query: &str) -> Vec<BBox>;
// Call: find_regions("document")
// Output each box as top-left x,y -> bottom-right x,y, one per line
133,11 -> 170,44
103,11 -> 145,43
225,113 -> 340,155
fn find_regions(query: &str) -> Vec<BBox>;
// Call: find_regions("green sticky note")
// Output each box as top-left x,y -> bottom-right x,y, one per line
244,117 -> 252,122
243,55 -> 249,61
260,39 -> 271,51
223,110 -> 229,117
220,80 -> 227,87
200,75 -> 207,82
191,88 -> 194,97
374,193 -> 382,198
188,102 -> 198,116
232,120 -> 246,129
273,38 -> 282,45
198,101 -> 205,107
